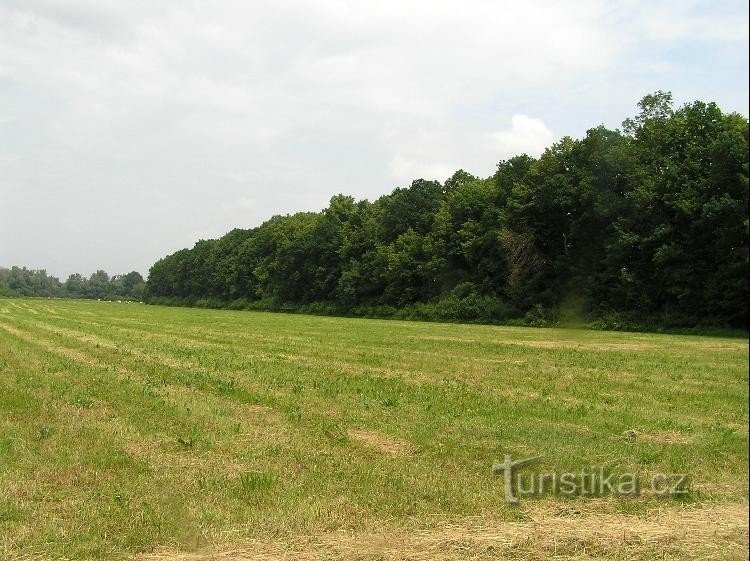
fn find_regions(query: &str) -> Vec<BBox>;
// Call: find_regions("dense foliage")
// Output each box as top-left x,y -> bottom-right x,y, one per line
145,93 -> 748,328
0,267 -> 145,301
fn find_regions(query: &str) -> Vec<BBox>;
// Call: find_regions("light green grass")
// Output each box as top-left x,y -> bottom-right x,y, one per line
0,298 -> 747,560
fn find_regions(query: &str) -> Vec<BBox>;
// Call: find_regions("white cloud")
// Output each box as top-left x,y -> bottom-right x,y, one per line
633,0 -> 749,43
388,156 -> 458,185
489,115 -> 555,159
0,0 -> 747,277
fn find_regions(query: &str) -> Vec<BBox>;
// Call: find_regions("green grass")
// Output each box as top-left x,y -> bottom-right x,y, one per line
0,298 -> 747,560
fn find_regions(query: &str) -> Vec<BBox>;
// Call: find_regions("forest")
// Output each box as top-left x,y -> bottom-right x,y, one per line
0,267 -> 145,301
6,92 -> 746,329
144,93 -> 749,329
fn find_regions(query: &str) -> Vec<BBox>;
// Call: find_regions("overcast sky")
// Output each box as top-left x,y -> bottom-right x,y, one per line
1,0 -> 748,279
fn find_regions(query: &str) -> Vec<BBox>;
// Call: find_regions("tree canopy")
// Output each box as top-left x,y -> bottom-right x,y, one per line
12,92 -> 744,330
0,267 -> 145,301
145,94 -> 748,329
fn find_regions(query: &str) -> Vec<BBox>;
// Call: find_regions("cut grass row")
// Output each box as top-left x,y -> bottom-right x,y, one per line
0,298 -> 747,559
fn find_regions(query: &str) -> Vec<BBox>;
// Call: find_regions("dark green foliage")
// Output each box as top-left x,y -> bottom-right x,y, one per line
0,267 -> 61,297
137,93 -> 744,329
0,267 -> 145,301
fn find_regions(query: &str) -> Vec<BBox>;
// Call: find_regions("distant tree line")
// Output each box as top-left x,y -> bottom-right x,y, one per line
0,267 -> 145,301
96,93 -> 750,328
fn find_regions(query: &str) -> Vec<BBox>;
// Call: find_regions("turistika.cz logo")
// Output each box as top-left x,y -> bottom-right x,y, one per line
492,455 -> 689,504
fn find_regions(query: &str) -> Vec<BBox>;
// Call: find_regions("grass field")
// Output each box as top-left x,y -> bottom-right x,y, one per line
0,298 -> 747,560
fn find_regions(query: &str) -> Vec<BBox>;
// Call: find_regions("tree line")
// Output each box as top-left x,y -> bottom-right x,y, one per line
7,92 -> 744,329
145,93 -> 748,329
0,267 -> 145,301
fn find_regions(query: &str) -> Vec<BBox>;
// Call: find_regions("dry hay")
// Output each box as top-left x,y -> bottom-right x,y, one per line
347,429 -> 414,457
136,501 -> 748,560
638,431 -> 692,445
0,321 -> 106,369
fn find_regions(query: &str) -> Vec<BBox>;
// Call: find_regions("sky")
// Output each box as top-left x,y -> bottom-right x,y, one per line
1,0 -> 748,279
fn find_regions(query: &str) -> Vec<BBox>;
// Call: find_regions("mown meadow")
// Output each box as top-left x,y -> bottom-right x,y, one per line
0,298 -> 747,560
